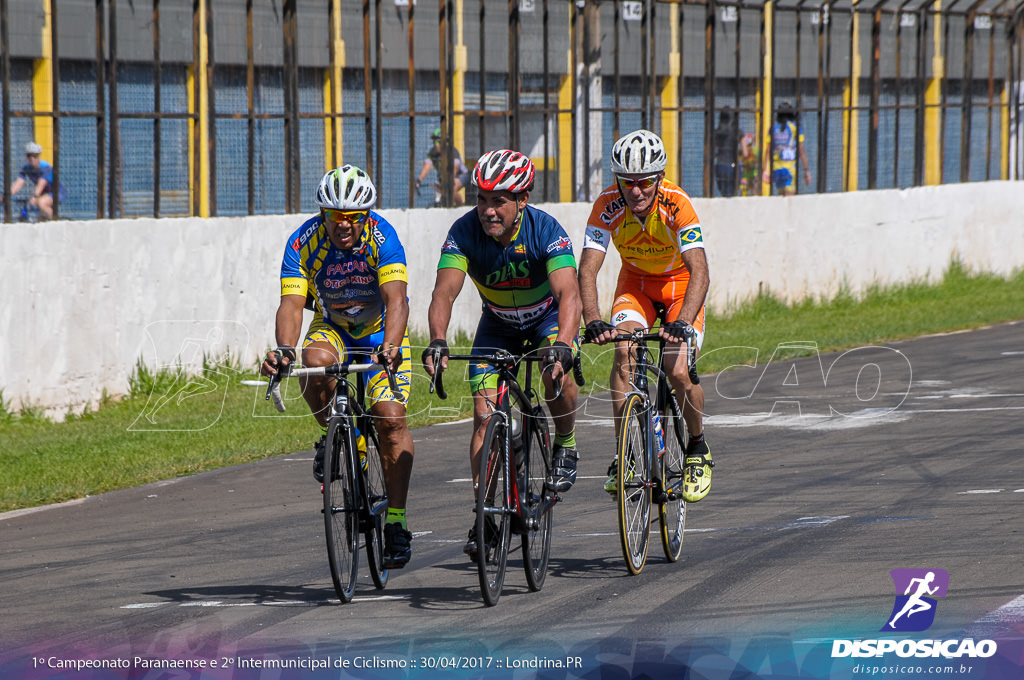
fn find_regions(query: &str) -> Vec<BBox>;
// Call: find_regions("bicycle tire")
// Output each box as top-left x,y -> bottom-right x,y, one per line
477,414 -> 512,606
617,393 -> 652,575
658,392 -> 688,562
361,421 -> 390,590
521,405 -> 553,592
323,417 -> 360,603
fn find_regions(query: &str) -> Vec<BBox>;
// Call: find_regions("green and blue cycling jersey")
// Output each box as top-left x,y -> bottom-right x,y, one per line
439,204 -> 578,391
438,205 -> 577,331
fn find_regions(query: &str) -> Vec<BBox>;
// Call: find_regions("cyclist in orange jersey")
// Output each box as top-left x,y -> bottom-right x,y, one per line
578,129 -> 713,503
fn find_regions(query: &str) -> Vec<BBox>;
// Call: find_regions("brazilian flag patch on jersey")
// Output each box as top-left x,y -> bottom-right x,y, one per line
679,227 -> 703,248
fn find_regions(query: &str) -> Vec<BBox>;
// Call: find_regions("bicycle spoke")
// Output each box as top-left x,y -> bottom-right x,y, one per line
659,393 -> 687,562
323,419 -> 359,602
477,416 -> 511,606
617,394 -> 651,575
361,422 -> 390,590
521,406 -> 553,592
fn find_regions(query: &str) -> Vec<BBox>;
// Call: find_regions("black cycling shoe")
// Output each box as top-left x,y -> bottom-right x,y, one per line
382,522 -> 412,569
463,516 -> 498,561
545,445 -> 579,492
312,435 -> 327,483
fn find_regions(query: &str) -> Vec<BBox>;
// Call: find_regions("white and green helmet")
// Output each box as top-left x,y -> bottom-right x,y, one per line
315,164 -> 376,210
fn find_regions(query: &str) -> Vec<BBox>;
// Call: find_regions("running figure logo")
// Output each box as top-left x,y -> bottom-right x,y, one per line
882,568 -> 949,632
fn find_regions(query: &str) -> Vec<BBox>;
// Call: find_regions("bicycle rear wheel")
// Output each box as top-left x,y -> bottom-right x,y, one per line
658,392 -> 688,562
361,422 -> 390,590
521,406 -> 553,592
477,415 -> 512,606
617,393 -> 652,575
323,417 -> 360,603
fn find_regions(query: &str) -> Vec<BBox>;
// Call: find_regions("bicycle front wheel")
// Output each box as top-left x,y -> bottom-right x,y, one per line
323,418 -> 360,603
659,392 -> 688,562
617,393 -> 652,575
361,423 -> 390,590
521,406 -> 553,592
477,414 -> 512,606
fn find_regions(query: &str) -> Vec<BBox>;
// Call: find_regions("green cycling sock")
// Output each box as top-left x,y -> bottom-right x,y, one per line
554,431 -> 576,449
386,507 -> 407,529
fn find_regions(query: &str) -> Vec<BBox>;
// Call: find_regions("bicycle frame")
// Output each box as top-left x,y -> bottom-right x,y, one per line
449,352 -> 557,532
429,348 -> 558,605
266,356 -> 397,602
622,332 -> 697,498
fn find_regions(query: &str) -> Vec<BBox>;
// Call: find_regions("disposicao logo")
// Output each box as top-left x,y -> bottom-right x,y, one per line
830,568 -> 998,660
882,568 -> 949,632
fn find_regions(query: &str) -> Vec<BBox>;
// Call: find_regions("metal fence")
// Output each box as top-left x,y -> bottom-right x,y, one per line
2,0 -> 1022,222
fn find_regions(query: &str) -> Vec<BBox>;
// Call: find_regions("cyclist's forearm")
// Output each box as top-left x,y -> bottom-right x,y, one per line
274,296 -> 305,349
427,295 -> 453,341
382,297 -> 409,350
577,249 -> 605,322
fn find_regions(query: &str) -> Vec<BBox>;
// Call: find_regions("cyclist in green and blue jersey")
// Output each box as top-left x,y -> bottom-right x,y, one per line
422,149 -> 583,559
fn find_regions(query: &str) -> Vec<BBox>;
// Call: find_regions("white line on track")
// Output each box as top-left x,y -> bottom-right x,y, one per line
120,594 -> 413,610
964,594 -> 1024,638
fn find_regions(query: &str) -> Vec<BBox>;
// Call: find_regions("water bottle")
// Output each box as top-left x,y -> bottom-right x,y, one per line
652,412 -> 666,456
511,415 -> 524,469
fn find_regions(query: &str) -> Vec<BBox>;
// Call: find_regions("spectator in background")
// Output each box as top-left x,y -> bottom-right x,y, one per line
415,127 -> 470,206
713,108 -> 741,197
3,142 -> 56,220
762,102 -> 812,196
738,132 -> 759,196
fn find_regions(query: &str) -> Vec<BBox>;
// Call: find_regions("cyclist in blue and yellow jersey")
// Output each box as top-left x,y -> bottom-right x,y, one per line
761,101 -> 812,196
260,165 -> 415,569
421,149 -> 583,559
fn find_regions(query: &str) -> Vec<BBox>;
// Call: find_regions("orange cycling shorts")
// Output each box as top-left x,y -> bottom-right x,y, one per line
610,269 -> 706,350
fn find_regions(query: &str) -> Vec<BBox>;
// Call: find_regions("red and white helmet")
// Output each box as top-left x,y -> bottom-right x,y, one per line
472,149 -> 535,194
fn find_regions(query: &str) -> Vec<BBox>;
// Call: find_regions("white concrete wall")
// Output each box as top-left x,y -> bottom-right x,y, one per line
1,181 -> 1021,417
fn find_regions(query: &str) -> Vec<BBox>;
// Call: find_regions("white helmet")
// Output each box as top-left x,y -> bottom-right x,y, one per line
25,141 -> 42,155
314,164 -> 376,210
610,129 -> 667,175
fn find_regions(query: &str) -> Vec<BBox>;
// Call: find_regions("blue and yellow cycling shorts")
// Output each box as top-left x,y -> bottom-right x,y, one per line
303,314 -> 412,405
468,306 -> 579,393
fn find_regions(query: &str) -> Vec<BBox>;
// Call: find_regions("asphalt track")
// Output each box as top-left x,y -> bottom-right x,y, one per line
2,322 -> 1023,679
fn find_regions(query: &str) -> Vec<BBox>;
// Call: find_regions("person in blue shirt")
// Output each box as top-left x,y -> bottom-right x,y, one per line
3,142 -> 56,220
260,164 -> 416,570
762,102 -> 812,196
422,149 -> 583,559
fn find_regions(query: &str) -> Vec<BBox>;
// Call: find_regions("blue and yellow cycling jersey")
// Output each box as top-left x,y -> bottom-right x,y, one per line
280,213 -> 407,339
437,205 -> 577,329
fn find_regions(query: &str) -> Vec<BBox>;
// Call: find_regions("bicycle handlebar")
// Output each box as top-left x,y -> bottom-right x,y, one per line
265,354 -> 398,412
581,327 -> 700,385
427,349 -> 581,401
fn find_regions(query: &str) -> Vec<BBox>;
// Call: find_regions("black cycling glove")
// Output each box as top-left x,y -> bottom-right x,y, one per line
541,341 -> 574,373
421,339 -> 450,369
273,345 -> 296,375
662,321 -> 695,342
583,319 -> 616,343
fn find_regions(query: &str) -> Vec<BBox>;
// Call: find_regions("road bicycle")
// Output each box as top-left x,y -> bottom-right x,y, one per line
596,327 -> 700,575
265,353 -> 398,603
427,346 -> 568,606
15,196 -> 41,223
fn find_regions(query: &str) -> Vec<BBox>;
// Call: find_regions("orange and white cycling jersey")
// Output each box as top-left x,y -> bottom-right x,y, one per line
582,179 -> 704,278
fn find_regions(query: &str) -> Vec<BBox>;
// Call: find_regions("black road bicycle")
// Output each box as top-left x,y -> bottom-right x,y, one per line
266,354 -> 398,603
596,328 -> 700,575
428,347 -> 573,606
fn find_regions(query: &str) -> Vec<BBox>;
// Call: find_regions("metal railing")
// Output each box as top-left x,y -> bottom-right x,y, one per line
2,0 -> 1022,222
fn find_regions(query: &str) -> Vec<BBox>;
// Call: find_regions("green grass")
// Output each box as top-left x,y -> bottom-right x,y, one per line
1,260 -> 1022,512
